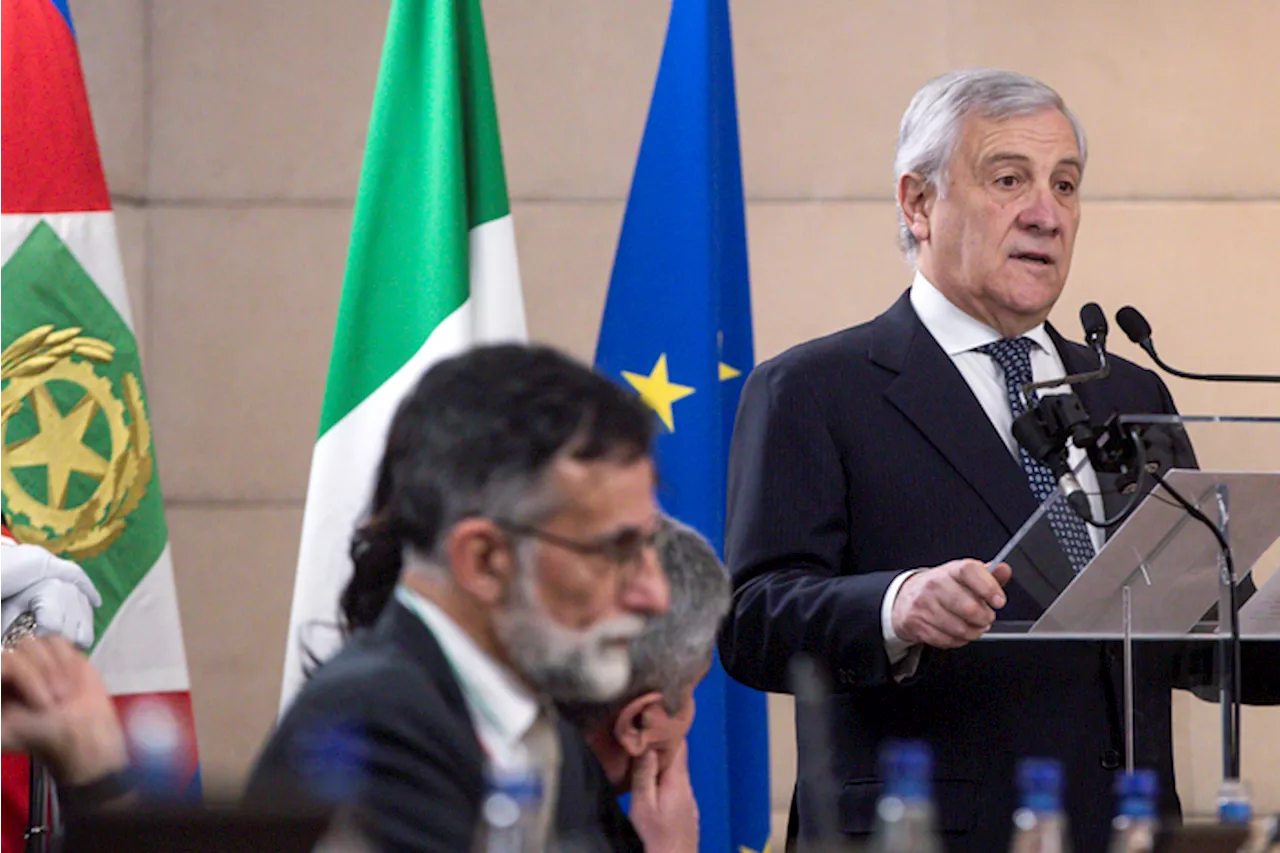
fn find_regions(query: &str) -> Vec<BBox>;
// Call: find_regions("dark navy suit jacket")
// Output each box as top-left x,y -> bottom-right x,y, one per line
719,292 -> 1274,853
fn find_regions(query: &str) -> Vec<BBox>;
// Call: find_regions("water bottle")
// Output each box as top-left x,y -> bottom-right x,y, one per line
477,765 -> 545,853
1107,770 -> 1158,853
1217,779 -> 1272,852
1218,778 -> 1253,826
870,739 -> 942,853
1008,758 -> 1071,853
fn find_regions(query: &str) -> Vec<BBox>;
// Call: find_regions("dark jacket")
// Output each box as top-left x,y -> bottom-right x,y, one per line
245,600 -> 643,853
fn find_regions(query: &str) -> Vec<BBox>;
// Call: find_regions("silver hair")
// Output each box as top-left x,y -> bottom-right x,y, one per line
626,515 -> 731,713
894,68 -> 1088,262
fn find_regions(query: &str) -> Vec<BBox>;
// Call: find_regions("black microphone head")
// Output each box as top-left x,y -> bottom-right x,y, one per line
1116,306 -> 1152,345
1080,302 -> 1108,347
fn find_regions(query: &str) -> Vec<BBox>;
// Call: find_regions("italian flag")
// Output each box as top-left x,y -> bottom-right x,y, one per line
1,0 -> 199,796
278,0 -> 525,708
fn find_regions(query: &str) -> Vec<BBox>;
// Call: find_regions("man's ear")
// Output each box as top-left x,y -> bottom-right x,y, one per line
897,171 -> 934,245
612,692 -> 664,758
446,518 -> 515,605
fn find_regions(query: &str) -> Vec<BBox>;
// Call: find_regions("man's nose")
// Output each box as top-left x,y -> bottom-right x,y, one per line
1018,184 -> 1062,235
621,545 -> 670,616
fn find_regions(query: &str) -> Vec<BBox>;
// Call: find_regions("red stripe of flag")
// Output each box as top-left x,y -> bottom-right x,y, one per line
2,0 -> 111,214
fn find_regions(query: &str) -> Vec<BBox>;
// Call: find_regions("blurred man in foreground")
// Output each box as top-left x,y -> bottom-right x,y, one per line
246,344 -> 670,852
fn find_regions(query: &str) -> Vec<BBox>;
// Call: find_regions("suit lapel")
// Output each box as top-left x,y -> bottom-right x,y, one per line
872,292 -> 1039,539
378,599 -> 479,733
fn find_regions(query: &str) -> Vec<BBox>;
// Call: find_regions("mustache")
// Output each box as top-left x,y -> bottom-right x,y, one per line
586,614 -> 648,646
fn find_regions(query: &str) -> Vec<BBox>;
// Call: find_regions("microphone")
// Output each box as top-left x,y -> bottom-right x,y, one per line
1018,302 -> 1112,405
1080,301 -> 1108,361
1013,302 -> 1117,527
1117,305 -> 1280,383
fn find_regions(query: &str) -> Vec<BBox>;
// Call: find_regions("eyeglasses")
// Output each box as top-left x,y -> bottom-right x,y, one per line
493,518 -> 660,580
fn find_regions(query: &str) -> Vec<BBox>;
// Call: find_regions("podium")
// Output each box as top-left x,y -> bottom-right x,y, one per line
981,414 -> 1280,791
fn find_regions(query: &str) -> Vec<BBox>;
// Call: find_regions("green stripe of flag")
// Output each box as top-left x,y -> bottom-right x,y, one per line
319,0 -> 512,436
1,223 -> 167,647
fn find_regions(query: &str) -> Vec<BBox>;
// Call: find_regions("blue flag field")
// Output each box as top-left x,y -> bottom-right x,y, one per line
594,1 -> 772,851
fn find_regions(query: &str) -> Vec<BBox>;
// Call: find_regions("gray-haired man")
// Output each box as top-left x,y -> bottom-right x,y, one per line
567,515 -> 731,853
719,68 -> 1278,853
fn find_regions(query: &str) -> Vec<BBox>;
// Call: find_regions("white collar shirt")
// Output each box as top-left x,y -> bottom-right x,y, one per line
908,271 -> 1105,551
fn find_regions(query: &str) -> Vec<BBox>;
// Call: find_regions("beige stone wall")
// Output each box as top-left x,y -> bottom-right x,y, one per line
67,0 -> 1279,833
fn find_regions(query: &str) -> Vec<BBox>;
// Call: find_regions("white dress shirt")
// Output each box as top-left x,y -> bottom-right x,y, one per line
880,273 -> 1105,667
394,584 -> 540,772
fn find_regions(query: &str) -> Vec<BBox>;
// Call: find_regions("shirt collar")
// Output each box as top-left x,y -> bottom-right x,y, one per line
394,584 -> 540,749
909,271 -> 1054,356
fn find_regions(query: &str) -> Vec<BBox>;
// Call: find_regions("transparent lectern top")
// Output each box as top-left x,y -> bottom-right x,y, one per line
982,414 -> 1280,641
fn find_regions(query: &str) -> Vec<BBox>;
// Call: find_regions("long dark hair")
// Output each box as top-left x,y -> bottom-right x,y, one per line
336,343 -> 655,634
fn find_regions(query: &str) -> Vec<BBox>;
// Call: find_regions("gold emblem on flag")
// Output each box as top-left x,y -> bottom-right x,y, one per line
0,325 -> 152,558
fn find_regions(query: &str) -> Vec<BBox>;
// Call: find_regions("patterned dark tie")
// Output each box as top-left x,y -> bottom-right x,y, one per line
976,337 -> 1096,572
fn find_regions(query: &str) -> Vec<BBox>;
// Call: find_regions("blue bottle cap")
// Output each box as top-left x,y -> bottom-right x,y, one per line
1016,758 -> 1064,812
1114,770 -> 1158,818
1114,769 -> 1158,799
879,739 -> 932,800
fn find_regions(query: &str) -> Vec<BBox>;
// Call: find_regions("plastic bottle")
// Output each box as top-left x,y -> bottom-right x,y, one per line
1218,778 -> 1253,826
476,765 -> 545,853
1107,770 -> 1158,853
1008,758 -> 1071,853
870,739 -> 942,853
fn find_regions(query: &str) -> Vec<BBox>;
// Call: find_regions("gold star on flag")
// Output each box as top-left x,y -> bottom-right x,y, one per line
622,354 -> 695,432
6,385 -> 109,509
719,361 -> 741,380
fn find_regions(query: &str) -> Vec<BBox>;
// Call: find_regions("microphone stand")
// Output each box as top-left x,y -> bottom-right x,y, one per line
1137,343 -> 1280,384
1115,306 -> 1269,787
1145,470 -> 1243,783
1018,346 -> 1111,410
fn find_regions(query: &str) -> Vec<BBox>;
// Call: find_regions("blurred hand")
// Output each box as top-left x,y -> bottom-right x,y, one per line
1,635 -> 127,786
1,543 -> 102,649
628,741 -> 698,853
891,559 -> 1012,649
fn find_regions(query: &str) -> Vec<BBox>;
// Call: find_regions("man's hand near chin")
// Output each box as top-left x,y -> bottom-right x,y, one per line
627,741 -> 698,853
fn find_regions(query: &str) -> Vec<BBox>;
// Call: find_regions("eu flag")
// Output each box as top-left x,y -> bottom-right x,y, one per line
593,1 -> 771,851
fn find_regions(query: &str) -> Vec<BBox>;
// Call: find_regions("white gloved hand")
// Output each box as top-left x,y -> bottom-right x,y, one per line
2,543 -> 103,649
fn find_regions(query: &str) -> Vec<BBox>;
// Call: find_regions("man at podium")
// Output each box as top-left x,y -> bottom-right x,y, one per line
718,68 -> 1278,853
